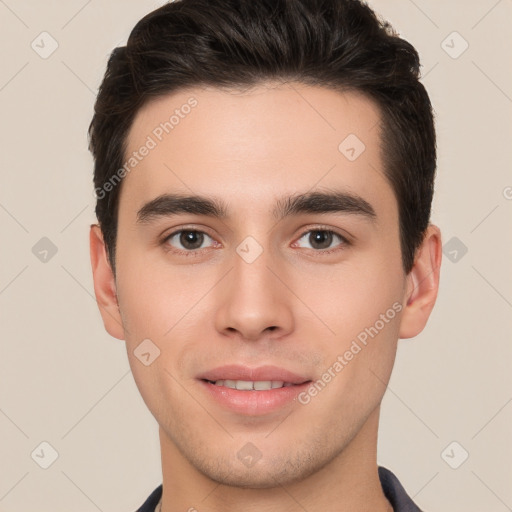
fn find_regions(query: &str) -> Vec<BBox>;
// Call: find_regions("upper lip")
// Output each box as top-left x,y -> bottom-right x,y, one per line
197,365 -> 311,384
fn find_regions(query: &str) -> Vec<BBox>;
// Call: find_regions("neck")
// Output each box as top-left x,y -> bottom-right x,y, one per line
158,408 -> 392,512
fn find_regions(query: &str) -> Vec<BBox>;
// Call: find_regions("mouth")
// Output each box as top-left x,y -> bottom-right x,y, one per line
202,379 -> 298,390
197,365 -> 312,415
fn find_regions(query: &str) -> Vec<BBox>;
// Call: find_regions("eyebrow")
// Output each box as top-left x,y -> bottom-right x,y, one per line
136,190 -> 376,224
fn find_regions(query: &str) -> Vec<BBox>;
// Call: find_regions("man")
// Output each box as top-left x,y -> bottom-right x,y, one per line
88,0 -> 441,510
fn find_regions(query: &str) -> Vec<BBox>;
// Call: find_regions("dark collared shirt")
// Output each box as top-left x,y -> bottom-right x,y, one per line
136,466 -> 422,511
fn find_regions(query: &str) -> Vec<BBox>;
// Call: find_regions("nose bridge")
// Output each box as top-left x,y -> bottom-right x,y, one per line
214,239 -> 294,340
233,244 -> 275,302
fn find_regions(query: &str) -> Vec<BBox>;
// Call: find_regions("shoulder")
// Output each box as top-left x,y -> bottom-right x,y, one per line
135,484 -> 162,512
378,466 -> 424,512
137,471 -> 422,512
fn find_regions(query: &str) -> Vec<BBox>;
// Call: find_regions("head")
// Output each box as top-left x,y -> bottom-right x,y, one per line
90,0 -> 436,277
89,0 -> 441,490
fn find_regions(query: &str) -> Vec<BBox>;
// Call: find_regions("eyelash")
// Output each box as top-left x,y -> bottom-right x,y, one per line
293,228 -> 351,254
160,226 -> 351,257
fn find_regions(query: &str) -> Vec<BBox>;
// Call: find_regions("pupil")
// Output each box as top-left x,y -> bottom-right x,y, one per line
181,231 -> 203,249
310,231 -> 332,249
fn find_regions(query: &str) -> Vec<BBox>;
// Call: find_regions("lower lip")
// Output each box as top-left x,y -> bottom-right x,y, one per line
198,380 -> 311,415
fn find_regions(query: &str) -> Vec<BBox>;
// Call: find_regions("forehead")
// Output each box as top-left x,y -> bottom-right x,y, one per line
120,83 -> 394,221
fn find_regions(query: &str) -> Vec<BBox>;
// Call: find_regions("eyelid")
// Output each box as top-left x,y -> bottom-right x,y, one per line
161,226 -> 220,255
297,224 -> 351,241
161,224 -> 216,241
160,224 -> 352,256
293,225 -> 351,252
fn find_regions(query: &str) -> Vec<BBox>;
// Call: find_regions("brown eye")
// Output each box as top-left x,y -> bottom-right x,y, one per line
308,231 -> 334,249
294,229 -> 348,251
164,230 -> 213,251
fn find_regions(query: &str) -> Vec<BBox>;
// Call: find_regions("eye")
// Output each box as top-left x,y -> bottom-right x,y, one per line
293,229 -> 349,252
163,229 -> 217,252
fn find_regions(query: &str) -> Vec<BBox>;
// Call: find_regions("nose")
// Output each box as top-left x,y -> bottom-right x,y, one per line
213,244 -> 294,342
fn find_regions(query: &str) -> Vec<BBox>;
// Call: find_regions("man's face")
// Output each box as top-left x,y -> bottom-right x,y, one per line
114,83 -> 408,487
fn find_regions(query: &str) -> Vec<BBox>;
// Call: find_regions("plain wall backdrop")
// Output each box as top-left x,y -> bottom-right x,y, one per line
0,1 -> 511,511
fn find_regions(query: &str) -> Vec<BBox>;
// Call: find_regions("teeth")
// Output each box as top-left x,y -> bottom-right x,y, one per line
212,380 -> 290,390
254,381 -> 272,390
236,380 -> 254,391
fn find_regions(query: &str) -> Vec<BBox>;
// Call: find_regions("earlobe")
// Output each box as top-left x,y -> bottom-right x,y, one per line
399,224 -> 442,339
89,224 -> 125,340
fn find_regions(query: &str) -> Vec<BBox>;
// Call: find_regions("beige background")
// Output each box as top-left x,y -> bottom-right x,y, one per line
1,1 -> 511,511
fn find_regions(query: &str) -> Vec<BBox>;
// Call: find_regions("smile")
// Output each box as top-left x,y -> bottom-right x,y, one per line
197,365 -> 312,415
205,379 -> 296,390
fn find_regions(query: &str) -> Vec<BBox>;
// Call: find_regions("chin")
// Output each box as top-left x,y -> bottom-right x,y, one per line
195,460 -> 306,489
186,441 -> 335,489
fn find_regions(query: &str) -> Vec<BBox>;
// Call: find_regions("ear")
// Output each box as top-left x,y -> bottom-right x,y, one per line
399,224 -> 442,339
89,224 -> 125,340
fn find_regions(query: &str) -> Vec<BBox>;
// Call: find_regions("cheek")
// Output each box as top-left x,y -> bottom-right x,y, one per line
294,252 -> 405,405
298,281 -> 402,427
294,256 -> 405,340
114,252 -> 218,412
114,240 -> 206,342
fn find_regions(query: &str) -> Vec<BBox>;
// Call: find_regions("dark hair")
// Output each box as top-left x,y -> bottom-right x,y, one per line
89,0 -> 436,275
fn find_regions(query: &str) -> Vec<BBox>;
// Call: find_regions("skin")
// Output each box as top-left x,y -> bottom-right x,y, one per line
90,82 -> 442,512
